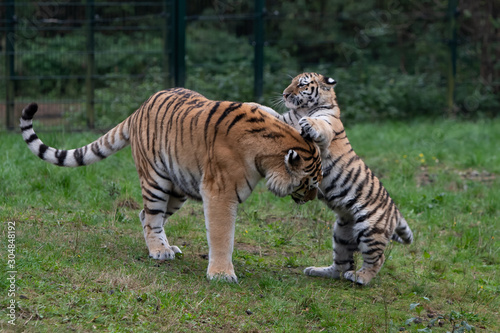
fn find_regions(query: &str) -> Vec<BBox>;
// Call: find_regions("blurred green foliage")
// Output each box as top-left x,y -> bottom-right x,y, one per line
4,0 -> 498,128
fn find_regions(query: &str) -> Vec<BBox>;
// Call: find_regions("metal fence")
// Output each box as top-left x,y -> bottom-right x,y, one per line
1,0 -> 486,131
2,1 -> 186,130
1,0 -> 275,130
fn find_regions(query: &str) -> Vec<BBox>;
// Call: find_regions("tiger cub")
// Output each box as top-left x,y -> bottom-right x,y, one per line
252,73 -> 413,285
20,87 -> 322,282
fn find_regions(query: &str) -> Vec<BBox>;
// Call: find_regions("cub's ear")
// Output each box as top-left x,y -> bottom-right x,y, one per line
323,76 -> 337,87
285,149 -> 302,169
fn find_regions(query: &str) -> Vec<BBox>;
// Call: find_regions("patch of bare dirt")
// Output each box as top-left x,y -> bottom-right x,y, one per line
116,197 -> 140,210
417,166 -> 436,187
236,242 -> 276,257
417,166 -> 496,189
457,169 -> 496,185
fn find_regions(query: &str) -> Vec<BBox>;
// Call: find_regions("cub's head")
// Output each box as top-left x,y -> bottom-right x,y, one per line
283,72 -> 339,115
267,146 -> 323,205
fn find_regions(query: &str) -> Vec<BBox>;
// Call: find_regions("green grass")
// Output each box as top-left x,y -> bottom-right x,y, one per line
1,119 -> 499,332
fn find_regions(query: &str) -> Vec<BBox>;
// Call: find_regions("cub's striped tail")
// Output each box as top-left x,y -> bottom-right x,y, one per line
20,103 -> 131,167
392,217 -> 414,244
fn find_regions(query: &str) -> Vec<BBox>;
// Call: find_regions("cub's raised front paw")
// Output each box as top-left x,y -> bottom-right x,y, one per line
244,102 -> 280,117
299,117 -> 321,141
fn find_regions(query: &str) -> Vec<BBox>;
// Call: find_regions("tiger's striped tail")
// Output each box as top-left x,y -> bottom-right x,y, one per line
393,217 -> 413,244
20,103 -> 131,167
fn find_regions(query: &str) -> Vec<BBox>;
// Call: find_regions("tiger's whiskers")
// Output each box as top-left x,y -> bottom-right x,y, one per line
270,95 -> 286,112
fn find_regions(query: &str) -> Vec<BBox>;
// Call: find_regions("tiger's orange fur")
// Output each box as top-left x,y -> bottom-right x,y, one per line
20,87 -> 322,282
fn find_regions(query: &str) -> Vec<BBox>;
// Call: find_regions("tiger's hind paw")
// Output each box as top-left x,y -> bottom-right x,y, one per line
303,265 -> 341,279
344,270 -> 374,285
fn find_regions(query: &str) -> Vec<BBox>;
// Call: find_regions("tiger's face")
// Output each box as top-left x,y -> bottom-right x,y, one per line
267,148 -> 323,204
290,176 -> 320,204
283,72 -> 338,113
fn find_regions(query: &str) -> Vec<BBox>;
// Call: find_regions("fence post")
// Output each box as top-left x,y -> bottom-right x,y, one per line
5,1 -> 15,130
446,0 -> 458,115
167,0 -> 185,87
85,0 -> 95,129
254,0 -> 264,102
173,0 -> 186,87
163,0 -> 173,88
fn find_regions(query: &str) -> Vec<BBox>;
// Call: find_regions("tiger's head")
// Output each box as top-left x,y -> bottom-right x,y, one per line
283,72 -> 339,116
290,174 -> 321,204
266,147 -> 323,205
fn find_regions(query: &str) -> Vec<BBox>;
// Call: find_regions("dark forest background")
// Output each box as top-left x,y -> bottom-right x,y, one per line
1,0 -> 499,129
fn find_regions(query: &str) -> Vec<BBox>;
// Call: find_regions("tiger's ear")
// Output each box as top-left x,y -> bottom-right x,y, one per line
323,76 -> 337,87
285,149 -> 303,169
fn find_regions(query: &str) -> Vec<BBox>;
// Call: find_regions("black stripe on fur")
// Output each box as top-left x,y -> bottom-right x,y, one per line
22,103 -> 38,120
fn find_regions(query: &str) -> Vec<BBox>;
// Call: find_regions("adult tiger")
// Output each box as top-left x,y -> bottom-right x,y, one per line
251,73 -> 413,285
20,87 -> 322,282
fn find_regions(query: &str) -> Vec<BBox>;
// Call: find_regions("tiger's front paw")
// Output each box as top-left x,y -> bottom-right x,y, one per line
147,239 -> 182,260
207,263 -> 237,283
299,117 -> 321,142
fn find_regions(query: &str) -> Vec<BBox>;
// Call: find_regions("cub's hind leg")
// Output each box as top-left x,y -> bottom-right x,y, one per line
343,227 -> 388,285
137,170 -> 184,260
304,217 -> 356,279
